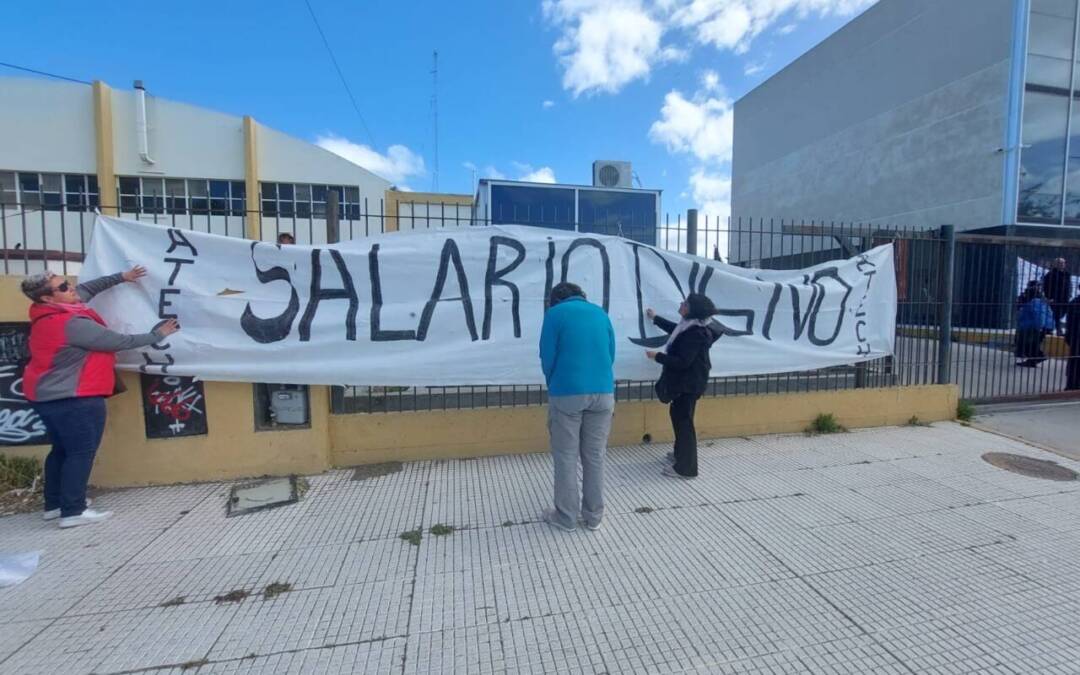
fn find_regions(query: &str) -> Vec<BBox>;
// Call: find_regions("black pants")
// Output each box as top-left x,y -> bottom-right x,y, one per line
669,394 -> 700,477
1067,348 -> 1080,391
1016,328 -> 1046,363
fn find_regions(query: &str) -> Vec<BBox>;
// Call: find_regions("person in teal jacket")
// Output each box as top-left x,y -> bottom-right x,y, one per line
538,282 -> 615,532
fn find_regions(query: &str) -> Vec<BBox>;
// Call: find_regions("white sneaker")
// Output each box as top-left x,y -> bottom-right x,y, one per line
58,508 -> 113,529
43,498 -> 92,521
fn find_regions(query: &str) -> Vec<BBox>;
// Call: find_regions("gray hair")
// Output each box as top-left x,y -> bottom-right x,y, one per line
20,273 -> 55,303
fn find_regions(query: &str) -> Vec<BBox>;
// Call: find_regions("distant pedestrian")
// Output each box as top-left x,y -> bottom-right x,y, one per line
645,294 -> 723,479
538,282 -> 616,532
277,232 -> 295,245
1042,257 -> 1072,336
1016,281 -> 1054,368
1066,293 -> 1080,390
21,269 -> 179,528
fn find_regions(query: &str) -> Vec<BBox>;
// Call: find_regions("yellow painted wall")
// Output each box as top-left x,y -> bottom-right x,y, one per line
0,276 -> 333,488
329,385 -> 959,467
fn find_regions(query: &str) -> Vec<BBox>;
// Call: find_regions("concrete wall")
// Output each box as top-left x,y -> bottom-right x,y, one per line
0,79 -> 97,174
731,0 -> 1016,261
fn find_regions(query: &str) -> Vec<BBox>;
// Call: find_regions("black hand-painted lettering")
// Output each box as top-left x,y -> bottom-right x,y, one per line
163,258 -> 194,286
543,240 -> 556,312
806,267 -> 853,346
166,229 -> 198,256
561,238 -> 611,312
855,320 -> 867,342
713,309 -> 755,337
416,239 -> 479,342
299,248 -> 359,342
140,352 -> 175,374
368,243 -> 417,342
626,242 -> 688,347
482,236 -> 526,340
790,276 -> 818,341
158,289 -> 180,319
240,241 -> 300,344
762,282 -> 783,341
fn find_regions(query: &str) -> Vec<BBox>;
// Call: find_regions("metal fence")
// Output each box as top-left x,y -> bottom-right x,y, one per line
1,200 -> 1077,407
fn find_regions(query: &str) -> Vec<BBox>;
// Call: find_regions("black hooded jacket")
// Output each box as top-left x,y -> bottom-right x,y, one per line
653,315 -> 723,397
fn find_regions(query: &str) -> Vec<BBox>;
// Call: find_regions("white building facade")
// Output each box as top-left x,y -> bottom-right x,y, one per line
0,77 -> 393,274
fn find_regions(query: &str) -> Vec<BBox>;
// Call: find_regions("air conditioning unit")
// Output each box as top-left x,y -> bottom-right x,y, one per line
592,160 -> 632,188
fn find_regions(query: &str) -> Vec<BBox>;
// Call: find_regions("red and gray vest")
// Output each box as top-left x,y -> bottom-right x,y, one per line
24,274 -> 162,402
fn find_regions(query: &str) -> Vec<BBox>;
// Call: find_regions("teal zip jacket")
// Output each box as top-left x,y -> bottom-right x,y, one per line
539,296 -> 616,396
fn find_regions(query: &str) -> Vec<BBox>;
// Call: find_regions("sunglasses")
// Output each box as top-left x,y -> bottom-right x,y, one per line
52,281 -> 71,293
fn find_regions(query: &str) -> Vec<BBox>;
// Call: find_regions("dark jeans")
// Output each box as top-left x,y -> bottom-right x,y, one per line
669,394 -> 700,477
33,397 -> 107,517
1015,328 -> 1046,363
1067,350 -> 1080,391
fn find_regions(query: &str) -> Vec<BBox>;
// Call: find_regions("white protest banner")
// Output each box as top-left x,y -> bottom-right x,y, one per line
81,216 -> 896,386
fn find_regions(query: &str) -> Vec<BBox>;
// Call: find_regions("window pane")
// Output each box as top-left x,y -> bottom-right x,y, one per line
41,173 -> 61,192
1033,0 -> 1077,20
209,180 -> 229,198
87,175 -> 98,194
296,202 -> 311,218
141,178 -> 163,195
1028,11 -> 1075,88
295,184 -> 311,201
165,178 -> 186,197
578,189 -> 657,242
231,181 -> 245,198
64,175 -> 85,194
278,183 -> 294,200
279,201 -> 294,218
191,197 -> 209,213
490,185 -> 575,227
1019,90 -> 1070,222
345,186 -> 360,202
65,192 -> 85,210
118,176 -> 140,195
0,171 -> 14,192
19,173 -> 40,193
260,182 -> 277,200
187,179 -> 208,198
312,185 -> 327,202
262,199 -> 278,216
168,195 -> 187,215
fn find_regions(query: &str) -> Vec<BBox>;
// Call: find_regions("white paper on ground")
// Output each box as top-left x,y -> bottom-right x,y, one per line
0,550 -> 41,588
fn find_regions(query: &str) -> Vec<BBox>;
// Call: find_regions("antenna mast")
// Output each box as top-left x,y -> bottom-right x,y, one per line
431,50 -> 439,193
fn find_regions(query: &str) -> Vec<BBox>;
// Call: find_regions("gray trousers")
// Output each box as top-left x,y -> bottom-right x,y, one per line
547,393 -> 615,528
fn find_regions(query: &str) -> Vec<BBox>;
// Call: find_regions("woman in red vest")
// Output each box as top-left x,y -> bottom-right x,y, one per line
21,267 -> 179,529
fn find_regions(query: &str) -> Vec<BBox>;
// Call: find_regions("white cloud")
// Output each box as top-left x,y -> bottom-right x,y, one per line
543,100 -> 556,108
464,161 -> 507,180
778,22 -> 797,34
544,0 -> 875,94
512,162 -> 558,183
744,61 -> 766,76
315,134 -> 425,184
649,89 -> 734,164
671,0 -> 876,53
543,0 -> 671,96
689,168 -> 730,216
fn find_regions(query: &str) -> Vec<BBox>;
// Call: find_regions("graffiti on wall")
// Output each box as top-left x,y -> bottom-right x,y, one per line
141,374 -> 208,438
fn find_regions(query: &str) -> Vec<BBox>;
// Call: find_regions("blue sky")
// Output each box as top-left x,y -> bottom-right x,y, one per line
5,0 -> 875,217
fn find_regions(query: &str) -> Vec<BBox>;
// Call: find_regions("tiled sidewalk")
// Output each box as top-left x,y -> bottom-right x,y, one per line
2,423 -> 1080,674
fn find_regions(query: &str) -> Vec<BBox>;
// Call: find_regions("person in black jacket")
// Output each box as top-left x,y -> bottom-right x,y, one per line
1067,293 -> 1080,391
1042,258 -> 1073,336
645,293 -> 723,479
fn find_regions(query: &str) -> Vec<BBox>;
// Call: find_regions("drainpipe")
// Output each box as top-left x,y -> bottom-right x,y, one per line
134,80 -> 155,165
